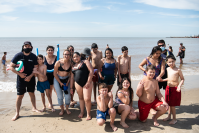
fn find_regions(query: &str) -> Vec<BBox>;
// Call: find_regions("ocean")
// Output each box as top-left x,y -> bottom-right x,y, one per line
0,37 -> 199,92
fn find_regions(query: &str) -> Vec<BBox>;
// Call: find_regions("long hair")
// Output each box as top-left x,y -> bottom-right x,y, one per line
149,46 -> 162,62
104,48 -> 114,59
116,77 -> 133,106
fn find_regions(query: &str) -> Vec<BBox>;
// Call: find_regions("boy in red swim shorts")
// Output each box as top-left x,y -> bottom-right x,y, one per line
136,64 -> 169,126
161,55 -> 184,125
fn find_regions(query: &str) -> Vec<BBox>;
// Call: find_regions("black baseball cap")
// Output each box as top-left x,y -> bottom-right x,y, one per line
21,41 -> 33,52
83,47 -> 91,58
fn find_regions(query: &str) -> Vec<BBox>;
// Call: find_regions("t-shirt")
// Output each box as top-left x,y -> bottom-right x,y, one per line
11,52 -> 38,87
180,46 -> 186,56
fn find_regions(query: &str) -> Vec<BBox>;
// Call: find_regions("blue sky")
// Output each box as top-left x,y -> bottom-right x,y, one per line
0,0 -> 199,37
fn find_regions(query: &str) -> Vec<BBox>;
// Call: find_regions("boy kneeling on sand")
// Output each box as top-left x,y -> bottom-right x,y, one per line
136,64 -> 169,126
96,83 -> 118,131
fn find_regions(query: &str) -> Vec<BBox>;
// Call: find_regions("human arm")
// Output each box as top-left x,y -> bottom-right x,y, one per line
177,69 -> 184,92
128,56 -> 131,79
84,60 -> 94,89
138,58 -> 147,72
97,94 -> 107,112
9,62 -> 27,78
24,65 -> 38,82
136,80 -> 144,97
114,59 -> 118,79
156,59 -> 165,81
98,59 -> 104,80
33,65 -> 47,79
117,91 -> 130,105
108,91 -> 114,108
70,71 -> 74,94
117,56 -> 122,82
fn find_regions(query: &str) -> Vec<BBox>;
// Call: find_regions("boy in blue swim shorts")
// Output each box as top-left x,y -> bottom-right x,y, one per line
96,83 -> 117,131
2,52 -> 7,66
33,54 -> 55,112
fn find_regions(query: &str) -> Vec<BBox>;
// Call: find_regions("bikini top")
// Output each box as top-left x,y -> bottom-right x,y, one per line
44,56 -> 57,70
144,57 -> 163,79
115,91 -> 131,104
58,61 -> 71,72
102,58 -> 116,75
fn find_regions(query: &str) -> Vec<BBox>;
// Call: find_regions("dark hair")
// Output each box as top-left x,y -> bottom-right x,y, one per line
166,55 -> 176,61
63,49 -> 71,56
149,46 -> 162,62
169,46 -> 173,52
145,64 -> 156,71
180,43 -> 183,45
116,77 -> 133,106
46,46 -> 54,51
121,46 -> 128,52
4,52 -> 7,54
37,54 -> 44,59
73,52 -> 80,56
157,39 -> 165,45
98,83 -> 108,90
67,45 -> 74,50
91,43 -> 98,49
105,48 -> 114,59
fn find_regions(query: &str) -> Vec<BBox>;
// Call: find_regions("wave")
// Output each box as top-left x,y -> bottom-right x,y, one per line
0,81 -> 16,92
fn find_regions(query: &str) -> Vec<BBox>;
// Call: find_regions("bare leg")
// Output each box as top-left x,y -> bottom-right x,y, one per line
97,119 -> 105,126
180,58 -> 183,64
12,94 -> 24,121
40,93 -> 46,112
92,81 -> 97,103
153,105 -> 168,126
169,106 -> 177,124
65,105 -> 71,114
118,104 -> 130,128
28,92 -> 40,113
70,86 -> 76,107
83,82 -> 92,120
109,108 -> 118,131
75,82 -> 85,118
45,89 -> 55,112
107,85 -> 113,92
49,85 -> 56,107
163,106 -> 171,121
59,105 -> 64,115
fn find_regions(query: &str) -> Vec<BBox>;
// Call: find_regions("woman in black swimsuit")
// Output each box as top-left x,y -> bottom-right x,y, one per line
54,50 -> 72,116
71,52 -> 93,120
44,46 -> 57,102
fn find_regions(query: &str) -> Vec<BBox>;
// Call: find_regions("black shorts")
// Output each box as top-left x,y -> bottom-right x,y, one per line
159,65 -> 168,90
47,73 -> 54,85
17,85 -> 35,95
117,73 -> 129,86
113,102 -> 121,115
179,52 -> 185,58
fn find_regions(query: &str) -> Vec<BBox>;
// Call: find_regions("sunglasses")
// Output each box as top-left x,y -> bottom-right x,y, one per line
158,44 -> 165,47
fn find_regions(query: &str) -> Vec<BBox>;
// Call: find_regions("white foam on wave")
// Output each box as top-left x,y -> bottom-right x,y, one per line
131,74 -> 144,81
0,81 -> 16,92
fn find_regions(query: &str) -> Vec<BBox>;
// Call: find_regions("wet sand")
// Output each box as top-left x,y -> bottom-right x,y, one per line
0,75 -> 199,133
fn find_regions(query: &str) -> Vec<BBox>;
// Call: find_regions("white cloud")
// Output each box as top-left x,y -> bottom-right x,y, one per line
134,0 -> 199,11
0,0 -> 92,13
1,15 -> 18,21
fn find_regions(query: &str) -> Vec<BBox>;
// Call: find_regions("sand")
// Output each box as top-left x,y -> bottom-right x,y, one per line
0,75 -> 199,133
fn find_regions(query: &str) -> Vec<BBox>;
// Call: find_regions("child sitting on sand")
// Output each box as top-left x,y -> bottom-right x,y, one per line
117,46 -> 131,86
136,64 -> 168,126
162,55 -> 184,124
113,77 -> 137,128
96,83 -> 117,131
33,54 -> 55,112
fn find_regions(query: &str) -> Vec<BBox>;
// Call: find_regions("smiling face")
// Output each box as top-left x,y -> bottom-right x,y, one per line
152,50 -> 161,59
122,80 -> 130,90
68,47 -> 74,54
167,58 -> 176,68
63,50 -> 71,60
37,56 -> 43,65
46,48 -> 54,56
73,53 -> 81,63
146,69 -> 155,79
105,50 -> 112,59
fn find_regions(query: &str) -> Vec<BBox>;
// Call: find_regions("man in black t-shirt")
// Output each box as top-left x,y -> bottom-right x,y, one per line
9,41 -> 40,121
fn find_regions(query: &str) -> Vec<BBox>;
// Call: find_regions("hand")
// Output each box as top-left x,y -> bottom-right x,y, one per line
70,88 -> 73,95
108,91 -> 113,98
24,75 -> 31,82
84,82 -> 90,89
138,80 -> 145,88
100,93 -> 104,99
19,73 -> 27,78
176,86 -> 181,92
100,76 -> 104,80
59,82 -> 64,87
163,102 -> 169,111
129,107 -> 135,115
156,76 -> 162,82
33,69 -> 39,74
123,91 -> 129,97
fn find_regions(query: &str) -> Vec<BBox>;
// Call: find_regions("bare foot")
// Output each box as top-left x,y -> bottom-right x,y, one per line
163,116 -> 171,121
169,119 -> 177,125
11,114 -> 19,121
78,112 -> 84,118
32,108 -> 41,113
66,110 -> 71,115
40,107 -> 46,112
120,121 -> 129,128
59,110 -> 64,116
110,124 -> 118,131
153,120 -> 160,126
86,115 -> 91,121
51,107 -> 55,112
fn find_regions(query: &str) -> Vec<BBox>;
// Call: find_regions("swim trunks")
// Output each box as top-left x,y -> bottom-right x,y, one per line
117,73 -> 129,86
96,108 -> 109,121
2,60 -> 5,65
92,69 -> 98,82
165,85 -> 181,106
37,80 -> 50,93
138,97 -> 163,121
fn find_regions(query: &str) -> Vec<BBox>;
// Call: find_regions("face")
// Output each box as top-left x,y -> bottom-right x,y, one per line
68,47 -> 74,54
46,48 -> 54,55
105,50 -> 112,59
122,50 -> 128,56
152,50 -> 161,59
99,88 -> 108,95
73,53 -> 81,63
37,57 -> 43,65
146,69 -> 155,79
167,58 -> 176,68
63,51 -> 71,60
122,80 -> 130,90
23,44 -> 32,49
92,48 -> 98,53
158,43 -> 165,48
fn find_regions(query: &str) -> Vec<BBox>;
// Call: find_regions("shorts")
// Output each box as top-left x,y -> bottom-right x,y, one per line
2,60 -> 5,65
179,52 -> 185,58
92,69 -> 98,82
17,85 -> 35,95
37,80 -> 50,93
113,102 -> 121,115
99,73 -> 115,85
117,73 -> 129,86
96,109 -> 109,121
46,72 -> 54,85
165,85 -> 181,106
138,97 -> 163,121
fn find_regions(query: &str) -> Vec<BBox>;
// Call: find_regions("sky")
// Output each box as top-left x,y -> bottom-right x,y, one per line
0,0 -> 199,37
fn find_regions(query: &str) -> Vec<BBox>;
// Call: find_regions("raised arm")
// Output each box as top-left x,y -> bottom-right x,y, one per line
138,58 -> 147,72
97,95 -> 106,112
108,91 -> 114,108
117,91 -> 130,105
136,80 -> 144,97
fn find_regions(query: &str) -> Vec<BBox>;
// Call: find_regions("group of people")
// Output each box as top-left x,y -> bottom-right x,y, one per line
8,40 -> 185,131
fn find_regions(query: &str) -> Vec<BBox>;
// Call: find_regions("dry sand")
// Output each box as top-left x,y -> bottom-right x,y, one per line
0,75 -> 199,133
